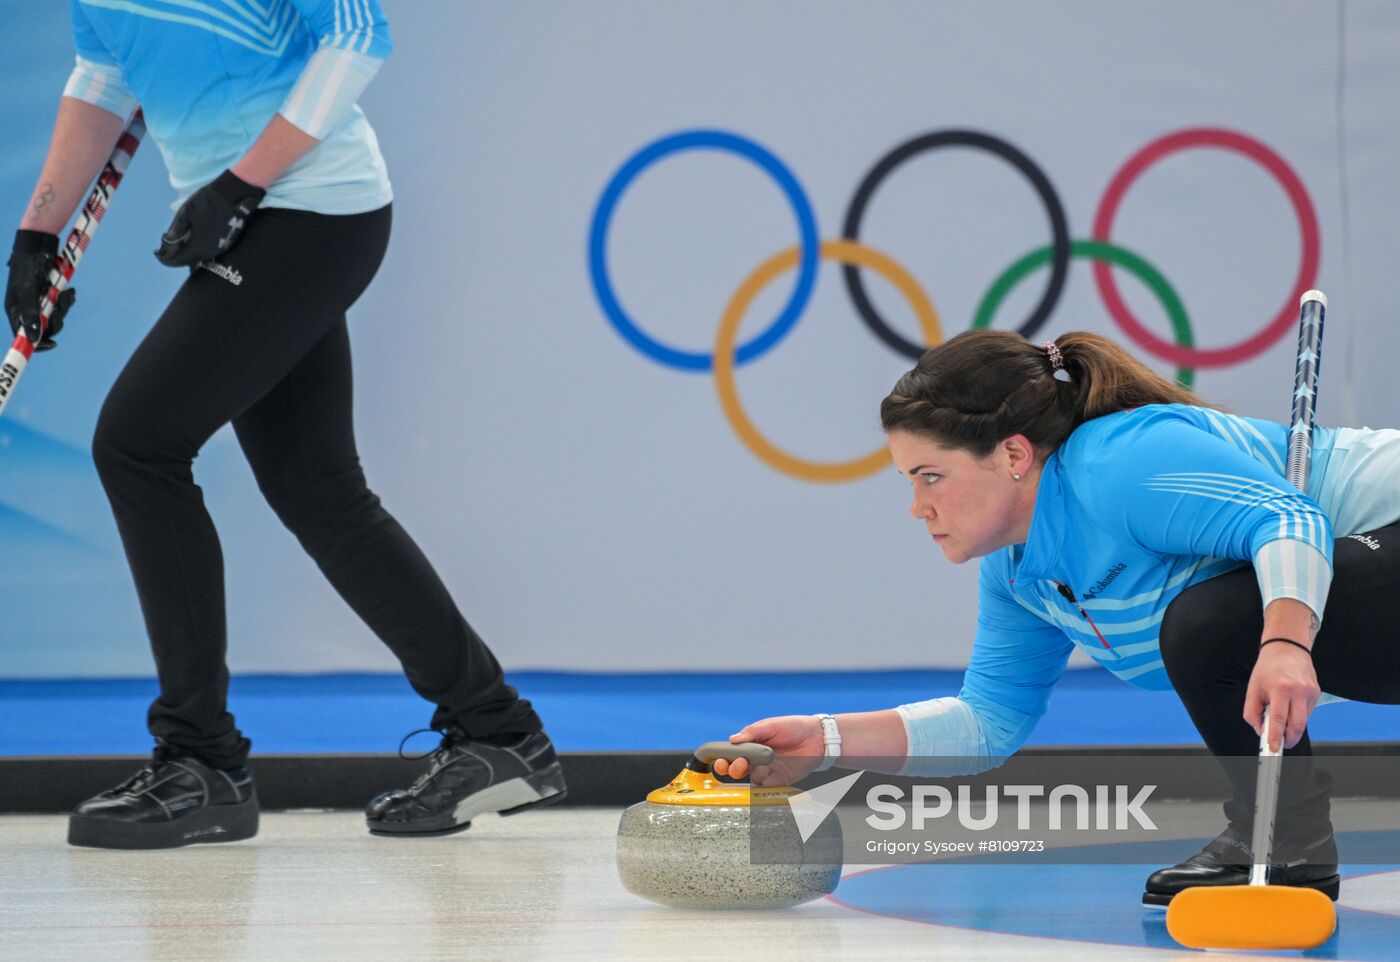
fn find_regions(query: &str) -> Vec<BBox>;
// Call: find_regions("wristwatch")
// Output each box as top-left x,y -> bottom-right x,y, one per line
813,713 -> 842,772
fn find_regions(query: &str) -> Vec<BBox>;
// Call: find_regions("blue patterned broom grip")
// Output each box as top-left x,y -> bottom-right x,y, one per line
1286,290 -> 1327,493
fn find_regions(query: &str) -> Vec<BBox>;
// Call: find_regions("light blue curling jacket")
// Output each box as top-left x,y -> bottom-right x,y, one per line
899,403 -> 1400,773
65,0 -> 393,213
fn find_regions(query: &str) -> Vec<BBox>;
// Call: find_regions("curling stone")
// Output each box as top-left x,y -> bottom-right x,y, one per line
616,741 -> 843,909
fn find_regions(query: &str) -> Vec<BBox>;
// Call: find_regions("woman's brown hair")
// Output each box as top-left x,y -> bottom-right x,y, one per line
880,330 -> 1208,457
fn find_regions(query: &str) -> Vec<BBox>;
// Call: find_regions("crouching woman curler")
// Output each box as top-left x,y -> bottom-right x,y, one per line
719,329 -> 1400,907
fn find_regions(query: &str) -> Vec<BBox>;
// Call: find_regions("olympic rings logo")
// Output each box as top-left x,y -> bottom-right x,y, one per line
588,128 -> 1320,484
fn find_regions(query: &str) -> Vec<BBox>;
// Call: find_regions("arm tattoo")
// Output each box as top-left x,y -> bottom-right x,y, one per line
29,183 -> 57,219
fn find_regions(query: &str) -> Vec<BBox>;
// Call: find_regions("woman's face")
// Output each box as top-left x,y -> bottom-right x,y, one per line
887,429 -> 1039,564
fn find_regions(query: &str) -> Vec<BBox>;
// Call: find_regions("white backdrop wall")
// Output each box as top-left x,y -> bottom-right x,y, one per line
2,1 -> 1399,676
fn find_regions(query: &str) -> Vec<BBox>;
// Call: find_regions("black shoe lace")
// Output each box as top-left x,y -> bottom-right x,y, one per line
397,727 -> 443,762
397,727 -> 466,794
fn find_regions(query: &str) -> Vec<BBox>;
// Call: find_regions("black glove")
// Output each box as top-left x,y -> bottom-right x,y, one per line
154,169 -> 266,268
5,229 -> 74,352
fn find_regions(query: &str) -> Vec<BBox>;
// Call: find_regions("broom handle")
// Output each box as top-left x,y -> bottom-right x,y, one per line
0,109 -> 146,419
1249,289 -> 1327,886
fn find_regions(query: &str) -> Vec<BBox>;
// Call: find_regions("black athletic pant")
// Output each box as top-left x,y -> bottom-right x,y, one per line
93,204 -> 540,769
1161,521 -> 1400,838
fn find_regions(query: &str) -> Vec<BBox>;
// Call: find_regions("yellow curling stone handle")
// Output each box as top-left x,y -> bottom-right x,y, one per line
646,740 -> 797,806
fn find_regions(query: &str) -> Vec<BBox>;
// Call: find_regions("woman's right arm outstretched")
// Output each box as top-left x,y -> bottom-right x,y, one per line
714,710 -> 910,786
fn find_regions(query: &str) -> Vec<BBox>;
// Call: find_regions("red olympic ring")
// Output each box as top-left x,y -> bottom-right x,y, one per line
1091,128 -> 1320,369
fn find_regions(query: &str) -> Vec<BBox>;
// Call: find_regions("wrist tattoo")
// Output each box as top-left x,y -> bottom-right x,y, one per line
30,183 -> 56,218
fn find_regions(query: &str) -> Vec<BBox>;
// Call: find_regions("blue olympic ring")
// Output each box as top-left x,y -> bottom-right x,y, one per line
587,130 -> 820,372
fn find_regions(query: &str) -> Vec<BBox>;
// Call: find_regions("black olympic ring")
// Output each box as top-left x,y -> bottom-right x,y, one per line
841,130 -> 1071,360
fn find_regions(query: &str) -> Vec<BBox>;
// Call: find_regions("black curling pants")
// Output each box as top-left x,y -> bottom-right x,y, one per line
1160,521 -> 1400,839
92,205 -> 540,769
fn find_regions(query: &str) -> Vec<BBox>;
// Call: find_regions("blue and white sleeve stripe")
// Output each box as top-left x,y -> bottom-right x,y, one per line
281,0 -> 391,138
62,56 -> 139,121
1141,470 -> 1333,622
278,46 -> 382,138
325,0 -> 392,57
1254,539 -> 1332,624
290,0 -> 393,58
1141,473 -> 1329,546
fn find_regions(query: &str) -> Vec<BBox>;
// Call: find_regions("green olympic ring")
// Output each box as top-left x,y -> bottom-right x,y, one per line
973,239 -> 1196,389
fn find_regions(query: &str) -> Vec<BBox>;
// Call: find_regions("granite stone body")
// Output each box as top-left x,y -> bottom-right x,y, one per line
616,800 -> 842,909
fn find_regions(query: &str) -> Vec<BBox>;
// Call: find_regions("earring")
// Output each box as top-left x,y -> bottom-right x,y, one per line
1013,473 -> 1022,481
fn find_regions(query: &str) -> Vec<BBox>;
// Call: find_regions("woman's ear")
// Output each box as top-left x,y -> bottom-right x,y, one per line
1003,434 -> 1037,475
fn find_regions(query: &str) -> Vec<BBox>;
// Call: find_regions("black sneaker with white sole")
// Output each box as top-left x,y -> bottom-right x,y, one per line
68,745 -> 258,850
365,728 -> 567,836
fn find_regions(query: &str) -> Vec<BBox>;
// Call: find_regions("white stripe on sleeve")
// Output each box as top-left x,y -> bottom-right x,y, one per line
278,45 -> 382,139
1254,539 -> 1332,626
62,56 -> 139,121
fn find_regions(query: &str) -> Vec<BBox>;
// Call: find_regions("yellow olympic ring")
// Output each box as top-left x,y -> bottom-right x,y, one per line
713,239 -> 943,484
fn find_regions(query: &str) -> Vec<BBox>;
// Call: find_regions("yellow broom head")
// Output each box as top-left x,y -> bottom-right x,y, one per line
1166,884 -> 1336,950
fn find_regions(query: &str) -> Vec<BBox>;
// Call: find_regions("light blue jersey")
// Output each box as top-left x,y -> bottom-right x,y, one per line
64,0 -> 393,214
898,404 -> 1400,774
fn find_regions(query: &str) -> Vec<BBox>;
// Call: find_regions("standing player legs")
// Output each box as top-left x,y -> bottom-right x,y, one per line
73,207 -> 398,848
88,201 -> 555,842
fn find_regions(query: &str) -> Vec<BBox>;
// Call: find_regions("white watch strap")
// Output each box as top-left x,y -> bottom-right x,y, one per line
813,713 -> 842,772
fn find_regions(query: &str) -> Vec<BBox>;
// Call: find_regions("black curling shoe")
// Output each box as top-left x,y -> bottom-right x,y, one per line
1142,824 -> 1340,907
68,746 -> 258,850
365,728 -> 567,836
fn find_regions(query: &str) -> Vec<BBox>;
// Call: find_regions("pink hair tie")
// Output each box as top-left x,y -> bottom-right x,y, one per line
1044,340 -> 1064,371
